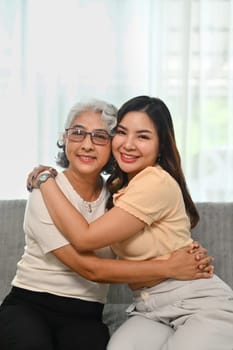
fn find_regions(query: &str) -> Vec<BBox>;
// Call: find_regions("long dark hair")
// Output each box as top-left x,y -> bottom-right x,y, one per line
107,95 -> 199,228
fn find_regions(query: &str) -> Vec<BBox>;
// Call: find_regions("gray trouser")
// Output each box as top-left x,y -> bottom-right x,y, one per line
107,275 -> 233,350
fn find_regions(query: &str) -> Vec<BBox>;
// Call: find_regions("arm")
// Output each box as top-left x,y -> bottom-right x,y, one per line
27,169 -> 213,284
29,166 -> 143,251
28,175 -> 213,283
39,177 -> 146,251
38,178 -> 213,282
52,243 -> 213,284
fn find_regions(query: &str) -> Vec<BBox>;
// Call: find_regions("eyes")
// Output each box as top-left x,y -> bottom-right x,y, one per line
66,128 -> 111,145
114,128 -> 151,140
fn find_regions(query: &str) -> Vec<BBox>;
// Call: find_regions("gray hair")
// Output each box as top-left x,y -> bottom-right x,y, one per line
64,99 -> 118,134
56,98 -> 118,169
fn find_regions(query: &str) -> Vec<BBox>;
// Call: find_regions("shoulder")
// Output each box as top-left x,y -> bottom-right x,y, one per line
55,172 -> 70,189
130,166 -> 177,189
56,172 -> 81,200
27,172 -> 67,215
113,166 -> 182,223
124,166 -> 182,205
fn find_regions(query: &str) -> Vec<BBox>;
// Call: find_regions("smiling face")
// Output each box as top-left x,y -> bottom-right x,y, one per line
112,111 -> 160,179
64,110 -> 111,177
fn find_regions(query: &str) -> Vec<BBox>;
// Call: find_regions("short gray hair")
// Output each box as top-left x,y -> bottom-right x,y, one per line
56,98 -> 118,170
65,99 -> 117,134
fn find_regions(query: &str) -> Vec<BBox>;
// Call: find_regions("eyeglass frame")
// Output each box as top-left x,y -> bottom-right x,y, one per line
65,127 -> 112,145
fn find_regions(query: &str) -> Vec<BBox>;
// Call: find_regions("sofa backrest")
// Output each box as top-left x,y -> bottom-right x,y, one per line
192,202 -> 233,288
0,200 -> 26,302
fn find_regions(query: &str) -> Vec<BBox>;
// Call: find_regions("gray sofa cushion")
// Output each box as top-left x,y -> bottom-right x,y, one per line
0,200 -> 26,302
192,202 -> 233,288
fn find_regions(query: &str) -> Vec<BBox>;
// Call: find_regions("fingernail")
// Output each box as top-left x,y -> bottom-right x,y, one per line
27,184 -> 32,192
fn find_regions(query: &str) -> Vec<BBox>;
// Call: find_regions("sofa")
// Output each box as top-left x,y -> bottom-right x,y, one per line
0,199 -> 233,335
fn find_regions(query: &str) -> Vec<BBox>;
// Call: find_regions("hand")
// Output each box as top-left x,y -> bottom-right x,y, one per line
26,165 -> 58,192
185,241 -> 214,271
168,245 -> 214,280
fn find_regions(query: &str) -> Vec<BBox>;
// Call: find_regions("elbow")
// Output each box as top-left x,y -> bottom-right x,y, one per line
79,261 -> 108,283
73,244 -> 92,253
84,270 -> 104,282
73,240 -> 97,253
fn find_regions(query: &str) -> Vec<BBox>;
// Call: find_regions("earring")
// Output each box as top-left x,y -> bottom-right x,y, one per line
57,136 -> 65,147
156,154 -> 161,164
110,158 -> 118,172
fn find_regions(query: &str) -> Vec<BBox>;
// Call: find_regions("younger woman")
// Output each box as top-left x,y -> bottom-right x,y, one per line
30,96 -> 232,350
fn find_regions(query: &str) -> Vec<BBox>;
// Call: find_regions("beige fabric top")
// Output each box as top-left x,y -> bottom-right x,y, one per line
12,173 -> 115,303
112,166 -> 193,261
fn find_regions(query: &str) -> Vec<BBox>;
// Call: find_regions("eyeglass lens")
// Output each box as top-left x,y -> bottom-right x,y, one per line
66,128 -> 110,145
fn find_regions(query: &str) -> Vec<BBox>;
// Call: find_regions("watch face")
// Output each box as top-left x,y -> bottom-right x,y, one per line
40,174 -> 49,181
37,173 -> 52,187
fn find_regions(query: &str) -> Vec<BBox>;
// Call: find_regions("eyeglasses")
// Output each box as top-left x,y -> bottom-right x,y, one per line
65,128 -> 111,145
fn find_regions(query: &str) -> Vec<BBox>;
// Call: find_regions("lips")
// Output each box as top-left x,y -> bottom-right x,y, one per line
120,153 -> 139,163
77,154 -> 96,163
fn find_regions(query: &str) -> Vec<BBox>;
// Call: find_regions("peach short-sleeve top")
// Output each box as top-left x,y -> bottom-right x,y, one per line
112,166 -> 193,261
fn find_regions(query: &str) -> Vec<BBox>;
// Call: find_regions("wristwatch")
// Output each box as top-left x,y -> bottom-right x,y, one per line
36,171 -> 54,188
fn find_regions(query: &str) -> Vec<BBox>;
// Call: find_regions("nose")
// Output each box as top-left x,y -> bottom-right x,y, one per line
81,133 -> 94,150
122,135 -> 136,151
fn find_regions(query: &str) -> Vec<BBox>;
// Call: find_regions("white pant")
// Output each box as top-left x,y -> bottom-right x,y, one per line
107,275 -> 233,350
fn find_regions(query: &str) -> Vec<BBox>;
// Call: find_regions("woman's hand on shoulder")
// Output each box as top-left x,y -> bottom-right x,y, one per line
26,165 -> 58,192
